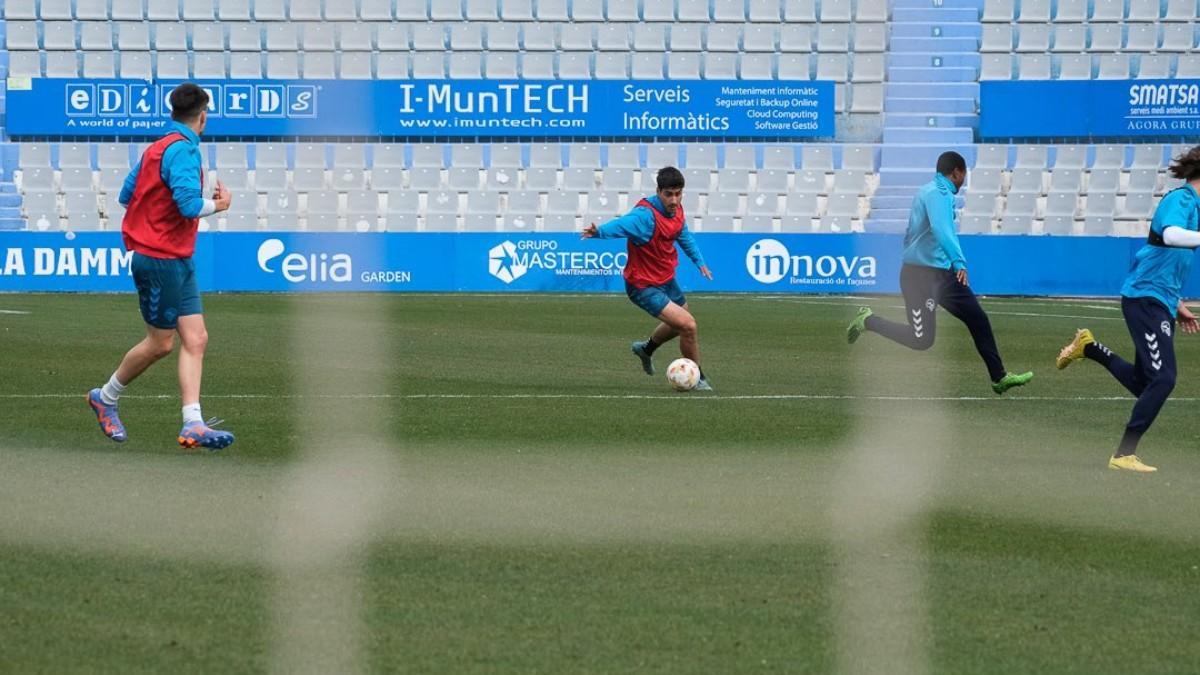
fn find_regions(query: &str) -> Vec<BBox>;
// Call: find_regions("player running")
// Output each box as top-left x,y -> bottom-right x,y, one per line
1056,145 -> 1200,472
846,151 -> 1034,394
87,83 -> 235,450
583,166 -> 714,390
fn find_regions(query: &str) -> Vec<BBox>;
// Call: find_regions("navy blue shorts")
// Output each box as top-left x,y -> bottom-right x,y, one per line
626,279 -> 686,317
131,252 -> 202,329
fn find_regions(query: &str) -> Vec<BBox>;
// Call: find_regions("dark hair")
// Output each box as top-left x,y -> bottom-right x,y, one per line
936,151 -> 967,176
1169,145 -> 1200,181
169,83 -> 209,123
656,166 -> 685,191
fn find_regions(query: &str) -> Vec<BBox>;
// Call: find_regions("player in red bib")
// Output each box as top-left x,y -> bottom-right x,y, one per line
87,83 -> 235,450
583,167 -> 714,390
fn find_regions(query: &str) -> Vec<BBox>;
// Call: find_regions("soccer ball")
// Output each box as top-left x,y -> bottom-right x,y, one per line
666,358 -> 701,391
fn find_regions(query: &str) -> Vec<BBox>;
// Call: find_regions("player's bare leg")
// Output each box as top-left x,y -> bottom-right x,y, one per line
176,314 -> 207,407
175,314 -> 234,451
88,325 -> 174,442
117,325 -> 177,385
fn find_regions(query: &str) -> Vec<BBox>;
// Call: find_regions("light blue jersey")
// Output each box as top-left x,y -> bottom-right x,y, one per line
120,121 -> 208,218
594,195 -> 706,268
901,173 -> 967,271
1121,184 -> 1200,316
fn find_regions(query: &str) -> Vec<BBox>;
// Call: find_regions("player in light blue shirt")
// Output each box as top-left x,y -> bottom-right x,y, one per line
846,151 -> 1033,394
1056,146 -> 1200,472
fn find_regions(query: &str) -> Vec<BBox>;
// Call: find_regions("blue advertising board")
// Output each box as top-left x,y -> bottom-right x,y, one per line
0,231 -> 1191,299
980,79 -> 1200,138
4,78 -> 835,139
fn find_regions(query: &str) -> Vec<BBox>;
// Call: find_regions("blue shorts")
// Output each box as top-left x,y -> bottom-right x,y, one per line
626,279 -> 686,317
131,252 -> 202,329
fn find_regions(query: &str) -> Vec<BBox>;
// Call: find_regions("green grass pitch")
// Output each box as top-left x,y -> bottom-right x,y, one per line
1,292 -> 1199,674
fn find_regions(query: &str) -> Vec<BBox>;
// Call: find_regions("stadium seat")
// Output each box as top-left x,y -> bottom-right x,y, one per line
1054,0 -> 1087,21
1018,54 -> 1050,79
1052,25 -> 1086,52
1120,192 -> 1156,219
849,85 -> 883,114
1057,54 -> 1092,79
1083,215 -> 1115,235
1092,145 -> 1126,169
1131,146 -> 1164,169
1089,25 -> 1122,51
722,145 -> 757,170
1088,169 -> 1121,193
1165,0 -> 1198,20
1044,191 -> 1078,216
851,54 -> 885,82
970,168 -> 1004,193
1042,215 -> 1075,235
964,192 -> 999,217
1017,25 -> 1051,52
982,0 -> 1015,21
1092,0 -> 1124,21
1050,168 -> 1084,192
1178,55 -> 1200,77
753,170 -> 787,194
817,24 -> 850,52
1125,24 -> 1158,52
998,215 -> 1033,234
1009,169 -> 1044,194
1019,0 -> 1051,21
779,25 -> 814,52
981,25 -> 1014,52
1137,54 -> 1172,79
1128,168 -> 1160,193
254,0 -> 286,19
1004,193 -> 1037,216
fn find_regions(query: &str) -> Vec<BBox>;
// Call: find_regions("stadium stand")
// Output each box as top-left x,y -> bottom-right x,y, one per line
0,0 -> 1191,234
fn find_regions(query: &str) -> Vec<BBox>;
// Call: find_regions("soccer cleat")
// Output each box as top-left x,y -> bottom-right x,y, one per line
87,388 -> 127,442
847,307 -> 873,344
992,371 -> 1034,395
1108,454 -> 1157,473
631,340 -> 655,375
694,377 -> 713,392
1056,328 -> 1095,370
178,418 -> 235,451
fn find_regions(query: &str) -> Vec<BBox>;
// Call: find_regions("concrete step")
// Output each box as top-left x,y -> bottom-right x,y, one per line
866,207 -> 913,221
893,0 -> 984,9
874,184 -> 924,197
891,6 -> 981,21
887,82 -> 980,98
0,193 -> 20,208
886,113 -> 979,128
863,219 -> 911,235
871,196 -> 917,211
888,66 -> 978,82
890,23 -> 982,39
881,145 -> 980,170
889,36 -> 979,52
879,169 -> 936,187
0,218 -> 26,231
885,97 -> 978,114
883,126 -> 976,144
889,53 -> 982,68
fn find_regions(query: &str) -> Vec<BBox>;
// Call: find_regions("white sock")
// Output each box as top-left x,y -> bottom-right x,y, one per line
100,373 -> 125,406
182,403 -> 203,425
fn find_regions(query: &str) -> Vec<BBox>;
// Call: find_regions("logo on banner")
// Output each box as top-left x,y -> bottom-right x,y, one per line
488,239 -> 626,284
489,241 -> 528,283
0,245 -> 131,277
257,238 -> 352,283
745,239 -> 877,287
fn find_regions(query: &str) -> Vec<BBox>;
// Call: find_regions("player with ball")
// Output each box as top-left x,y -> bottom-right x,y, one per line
583,166 -> 713,391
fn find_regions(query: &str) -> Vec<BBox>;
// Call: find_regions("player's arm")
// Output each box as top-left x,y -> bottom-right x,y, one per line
926,190 -> 969,282
582,208 -> 653,245
676,223 -> 713,280
118,159 -> 142,206
161,144 -> 224,218
1177,301 -> 1199,334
